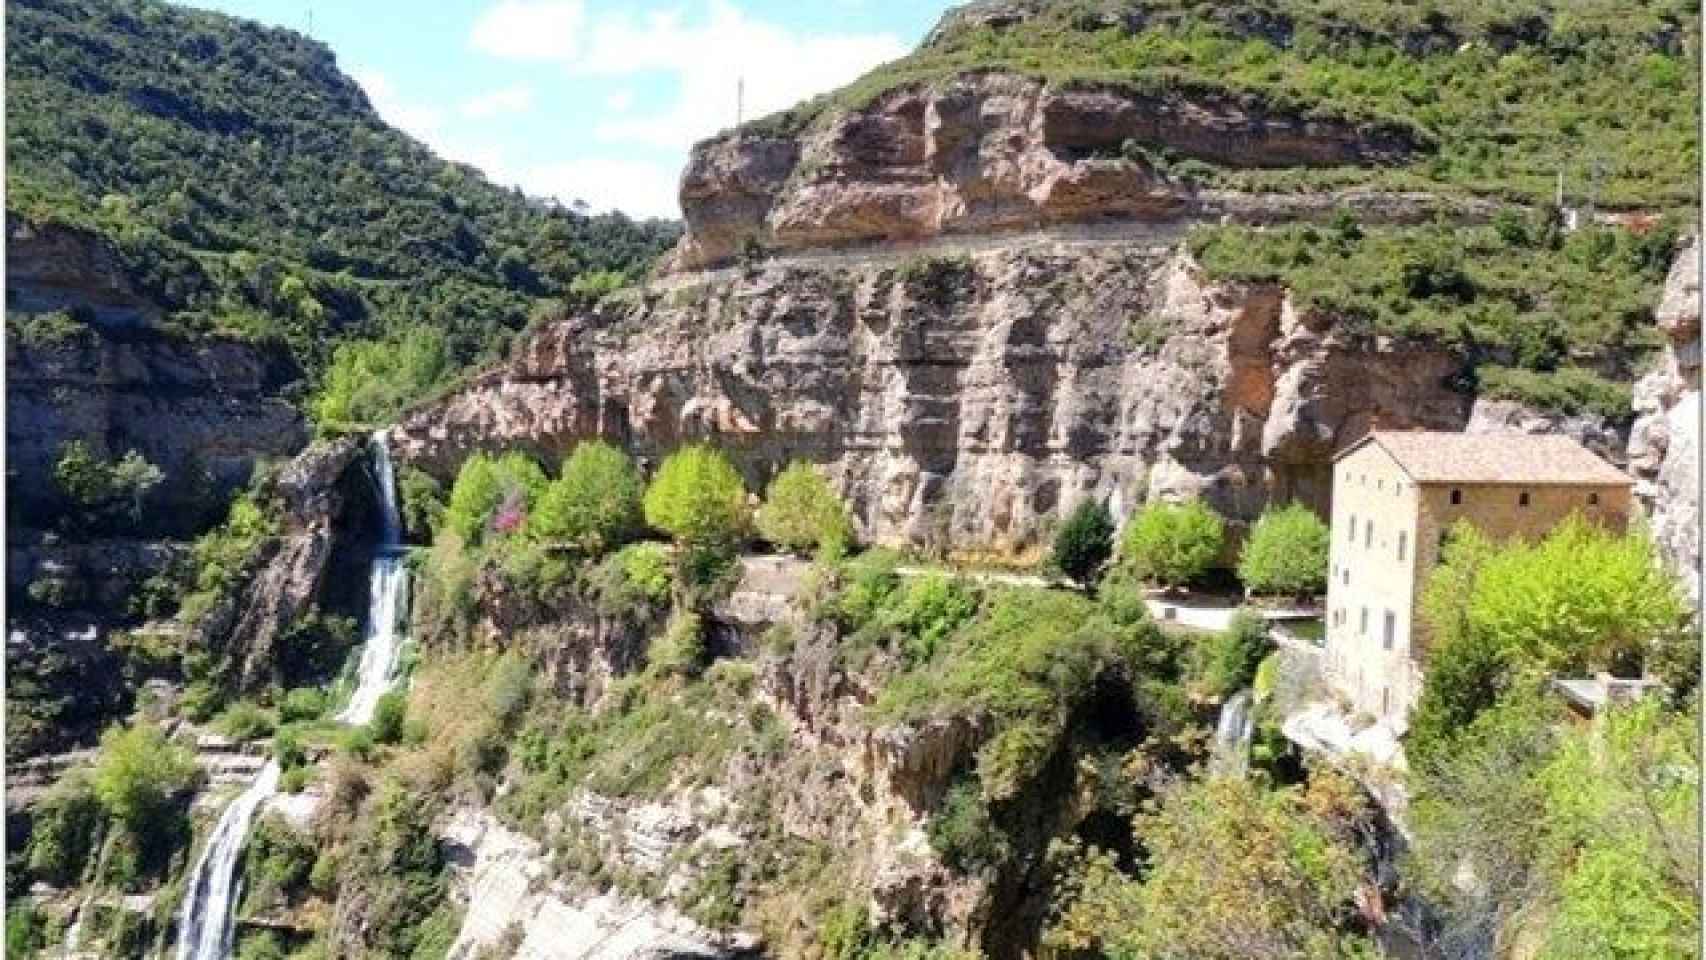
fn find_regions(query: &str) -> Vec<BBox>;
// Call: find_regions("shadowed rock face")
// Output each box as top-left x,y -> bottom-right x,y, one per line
669,74 -> 1420,271
1629,235 -> 1701,603
391,243 -> 1478,556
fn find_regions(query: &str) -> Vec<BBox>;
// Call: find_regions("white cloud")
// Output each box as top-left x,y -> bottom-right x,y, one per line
575,1 -> 908,150
353,68 -> 445,143
460,84 -> 536,119
511,157 -> 683,219
467,0 -> 907,150
470,0 -> 584,61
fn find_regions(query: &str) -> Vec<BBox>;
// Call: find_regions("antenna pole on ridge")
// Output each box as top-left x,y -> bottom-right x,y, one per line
737,76 -> 744,127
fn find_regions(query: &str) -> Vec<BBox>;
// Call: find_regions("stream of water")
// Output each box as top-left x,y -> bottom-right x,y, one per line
173,433 -> 409,960
1209,689 -> 1256,778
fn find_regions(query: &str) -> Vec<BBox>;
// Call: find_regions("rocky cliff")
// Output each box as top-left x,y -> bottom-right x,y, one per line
669,73 -> 1436,271
1629,235 -> 1702,604
393,237 -> 1554,555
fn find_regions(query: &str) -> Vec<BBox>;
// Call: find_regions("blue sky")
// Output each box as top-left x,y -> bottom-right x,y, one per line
183,0 -> 952,219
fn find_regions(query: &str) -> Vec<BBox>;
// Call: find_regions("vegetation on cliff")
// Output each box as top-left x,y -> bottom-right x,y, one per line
8,0 -> 677,409
748,0 -> 1697,209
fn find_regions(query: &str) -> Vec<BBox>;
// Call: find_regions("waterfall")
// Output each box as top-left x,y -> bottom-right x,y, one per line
336,432 -> 411,726
172,433 -> 411,959
173,761 -> 281,960
1209,689 -> 1256,778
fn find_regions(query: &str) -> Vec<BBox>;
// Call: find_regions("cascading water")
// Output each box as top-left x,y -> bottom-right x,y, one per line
1209,689 -> 1256,778
174,433 -> 411,959
337,431 -> 410,725
173,760 -> 281,960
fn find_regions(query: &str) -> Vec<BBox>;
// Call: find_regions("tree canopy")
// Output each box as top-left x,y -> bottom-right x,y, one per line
1120,498 -> 1225,589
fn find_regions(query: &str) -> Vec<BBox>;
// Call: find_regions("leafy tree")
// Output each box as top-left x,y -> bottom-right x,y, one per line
26,772 -> 101,885
397,466 -> 446,541
52,440 -> 164,527
313,325 -> 451,427
1120,498 -> 1224,589
1202,609 -> 1271,698
1050,499 -> 1115,587
92,722 -> 197,835
280,688 -> 329,724
371,692 -> 407,744
1237,503 -> 1329,597
443,452 -> 547,545
755,461 -> 852,558
643,445 -> 750,554
1048,771 -> 1377,960
530,441 -> 644,555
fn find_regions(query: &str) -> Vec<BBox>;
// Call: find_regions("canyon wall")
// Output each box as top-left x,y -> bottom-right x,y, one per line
393,240 -> 1512,555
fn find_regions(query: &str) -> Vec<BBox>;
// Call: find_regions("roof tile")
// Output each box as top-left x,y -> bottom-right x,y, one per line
1341,431 -> 1630,486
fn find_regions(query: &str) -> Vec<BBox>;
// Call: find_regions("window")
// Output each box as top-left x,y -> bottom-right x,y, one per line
1383,610 -> 1396,651
1382,687 -> 1390,715
1360,607 -> 1369,635
1519,491 -> 1531,507
1365,521 -> 1373,549
1588,492 -> 1600,506
1450,489 -> 1462,505
1348,514 -> 1357,542
1343,567 -> 1350,586
1397,531 -> 1408,562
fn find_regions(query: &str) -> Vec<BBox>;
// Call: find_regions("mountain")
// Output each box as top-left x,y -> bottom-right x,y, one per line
7,0 -> 679,373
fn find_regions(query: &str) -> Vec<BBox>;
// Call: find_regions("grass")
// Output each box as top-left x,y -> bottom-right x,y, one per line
724,1 -> 1697,209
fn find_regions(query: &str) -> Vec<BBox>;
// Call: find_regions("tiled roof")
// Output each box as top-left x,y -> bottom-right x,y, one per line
1339,431 -> 1631,486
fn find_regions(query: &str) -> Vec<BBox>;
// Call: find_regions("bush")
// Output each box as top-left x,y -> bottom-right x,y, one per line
371,692 -> 407,744
1120,499 -> 1224,589
1049,499 -> 1114,586
643,445 -> 750,550
26,772 -> 101,885
1236,503 -> 1329,597
397,466 -> 446,540
650,611 -> 706,677
443,452 -> 547,546
274,726 -> 307,770
1477,366 -> 1634,421
890,575 -> 980,665
926,779 -> 1010,873
1201,610 -> 1270,699
280,687 -> 329,724
52,440 -> 165,528
92,722 -> 197,835
755,461 -> 852,558
530,441 -> 644,555
213,700 -> 275,741
339,727 -> 376,761
312,325 -> 450,427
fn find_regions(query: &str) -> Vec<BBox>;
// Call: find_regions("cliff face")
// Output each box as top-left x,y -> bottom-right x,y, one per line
394,240 -> 1484,553
1629,236 -> 1701,604
6,220 -> 309,531
670,74 -> 1424,271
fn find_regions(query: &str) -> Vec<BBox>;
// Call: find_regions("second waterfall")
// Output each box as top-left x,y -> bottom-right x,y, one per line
174,432 -> 411,960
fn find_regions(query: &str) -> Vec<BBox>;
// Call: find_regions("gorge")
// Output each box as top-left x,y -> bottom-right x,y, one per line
4,1 -> 1701,959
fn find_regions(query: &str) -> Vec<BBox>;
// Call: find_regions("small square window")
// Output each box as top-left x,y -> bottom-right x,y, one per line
1519,491 -> 1531,507
1450,489 -> 1463,505
1588,492 -> 1600,506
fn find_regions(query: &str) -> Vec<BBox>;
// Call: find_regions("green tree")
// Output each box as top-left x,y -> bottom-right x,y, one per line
1203,609 -> 1271,698
1048,771 -> 1376,960
397,466 -> 445,540
643,445 -> 750,550
530,440 -> 644,555
443,452 -> 547,545
1050,499 -> 1114,587
371,692 -> 406,744
1120,498 -> 1224,590
755,461 -> 852,558
1237,503 -> 1329,597
26,772 -> 102,885
92,722 -> 197,834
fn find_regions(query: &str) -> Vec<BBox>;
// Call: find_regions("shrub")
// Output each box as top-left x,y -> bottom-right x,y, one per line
891,575 -> 980,665
835,549 -> 902,631
650,611 -> 706,677
927,779 -> 1011,873
443,451 -> 547,546
339,727 -> 376,761
755,461 -> 852,558
26,772 -> 101,885
1120,499 -> 1224,589
1201,610 -> 1270,699
279,687 -> 329,724
397,466 -> 446,540
312,325 -> 451,427
92,722 -> 197,835
213,700 -> 275,741
1236,503 -> 1329,597
1049,499 -> 1114,587
280,767 -> 311,794
371,691 -> 407,744
1477,366 -> 1634,421
52,440 -> 164,527
529,441 -> 644,557
643,445 -> 750,549
274,725 -> 306,770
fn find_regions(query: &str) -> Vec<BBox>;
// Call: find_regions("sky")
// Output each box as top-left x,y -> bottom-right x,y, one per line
183,0 -> 953,219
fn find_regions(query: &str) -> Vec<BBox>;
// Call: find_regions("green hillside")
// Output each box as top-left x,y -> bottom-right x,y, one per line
6,0 -> 678,387
749,0 -> 1699,209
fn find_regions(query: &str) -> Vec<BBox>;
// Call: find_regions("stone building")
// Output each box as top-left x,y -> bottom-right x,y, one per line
1324,431 -> 1633,726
